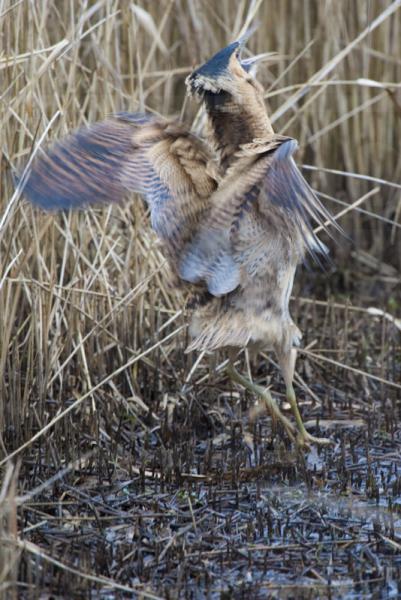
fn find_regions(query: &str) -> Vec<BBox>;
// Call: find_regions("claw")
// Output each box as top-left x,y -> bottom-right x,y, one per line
295,431 -> 334,449
226,362 -> 334,449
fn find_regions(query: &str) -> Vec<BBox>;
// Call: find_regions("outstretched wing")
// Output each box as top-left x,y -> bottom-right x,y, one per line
23,112 -> 217,256
179,137 -> 343,292
261,140 -> 343,254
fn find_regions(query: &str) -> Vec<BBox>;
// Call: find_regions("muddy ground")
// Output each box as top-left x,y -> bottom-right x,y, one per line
5,273 -> 401,600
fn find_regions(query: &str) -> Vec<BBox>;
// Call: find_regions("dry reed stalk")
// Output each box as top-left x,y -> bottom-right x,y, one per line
0,1 -> 400,596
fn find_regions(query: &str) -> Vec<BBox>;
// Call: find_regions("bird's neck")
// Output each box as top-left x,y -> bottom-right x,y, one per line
204,90 -> 274,170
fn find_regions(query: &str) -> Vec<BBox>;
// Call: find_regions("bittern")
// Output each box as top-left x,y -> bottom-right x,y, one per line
23,37 -> 341,447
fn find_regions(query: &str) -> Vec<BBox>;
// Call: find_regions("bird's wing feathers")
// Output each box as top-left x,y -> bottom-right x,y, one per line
24,114 -> 149,210
261,140 -> 343,262
24,112 -> 217,253
24,114 -> 339,299
178,140 -> 281,295
179,137 -> 341,291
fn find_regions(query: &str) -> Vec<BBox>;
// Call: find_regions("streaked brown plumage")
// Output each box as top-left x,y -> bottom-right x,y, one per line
23,36 -> 342,446
188,47 -> 275,170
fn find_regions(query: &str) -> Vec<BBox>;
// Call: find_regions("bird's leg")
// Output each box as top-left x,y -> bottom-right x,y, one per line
278,348 -> 332,447
226,359 -> 297,444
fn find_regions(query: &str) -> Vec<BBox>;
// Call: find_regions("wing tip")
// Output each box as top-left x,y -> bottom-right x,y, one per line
23,175 -> 82,211
20,117 -> 136,211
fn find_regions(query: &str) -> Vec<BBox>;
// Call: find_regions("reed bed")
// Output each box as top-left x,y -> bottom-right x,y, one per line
0,1 -> 400,597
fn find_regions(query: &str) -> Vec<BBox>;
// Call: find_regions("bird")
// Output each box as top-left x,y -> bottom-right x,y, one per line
22,35 -> 342,447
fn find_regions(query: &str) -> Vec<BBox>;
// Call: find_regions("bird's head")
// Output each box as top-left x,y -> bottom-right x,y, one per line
186,35 -> 274,100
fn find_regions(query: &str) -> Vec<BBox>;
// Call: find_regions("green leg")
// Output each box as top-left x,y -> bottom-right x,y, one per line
286,382 -> 332,447
278,348 -> 332,447
226,362 -> 297,444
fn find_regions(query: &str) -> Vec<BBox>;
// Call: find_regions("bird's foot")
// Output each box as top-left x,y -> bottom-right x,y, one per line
226,363 -> 333,448
295,429 -> 333,449
226,363 -> 297,444
285,384 -> 333,448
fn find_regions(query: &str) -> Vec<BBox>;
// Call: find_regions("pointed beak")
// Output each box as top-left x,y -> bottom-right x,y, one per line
186,26 -> 271,95
240,51 -> 278,72
189,42 -> 239,79
235,23 -> 258,47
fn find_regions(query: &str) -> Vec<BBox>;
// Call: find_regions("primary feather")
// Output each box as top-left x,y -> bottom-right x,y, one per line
24,113 -> 217,273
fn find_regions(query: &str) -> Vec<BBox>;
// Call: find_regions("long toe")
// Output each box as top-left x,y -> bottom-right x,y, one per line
296,430 -> 334,448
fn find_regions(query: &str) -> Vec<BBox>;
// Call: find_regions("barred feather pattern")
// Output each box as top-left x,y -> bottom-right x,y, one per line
24,113 -> 217,269
23,44 -> 343,357
180,137 -> 336,353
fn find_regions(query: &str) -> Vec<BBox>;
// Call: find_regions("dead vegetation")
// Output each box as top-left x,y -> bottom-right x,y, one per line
0,0 -> 401,598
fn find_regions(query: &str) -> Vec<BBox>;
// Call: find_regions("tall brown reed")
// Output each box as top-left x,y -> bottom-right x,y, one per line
0,1 -> 400,593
